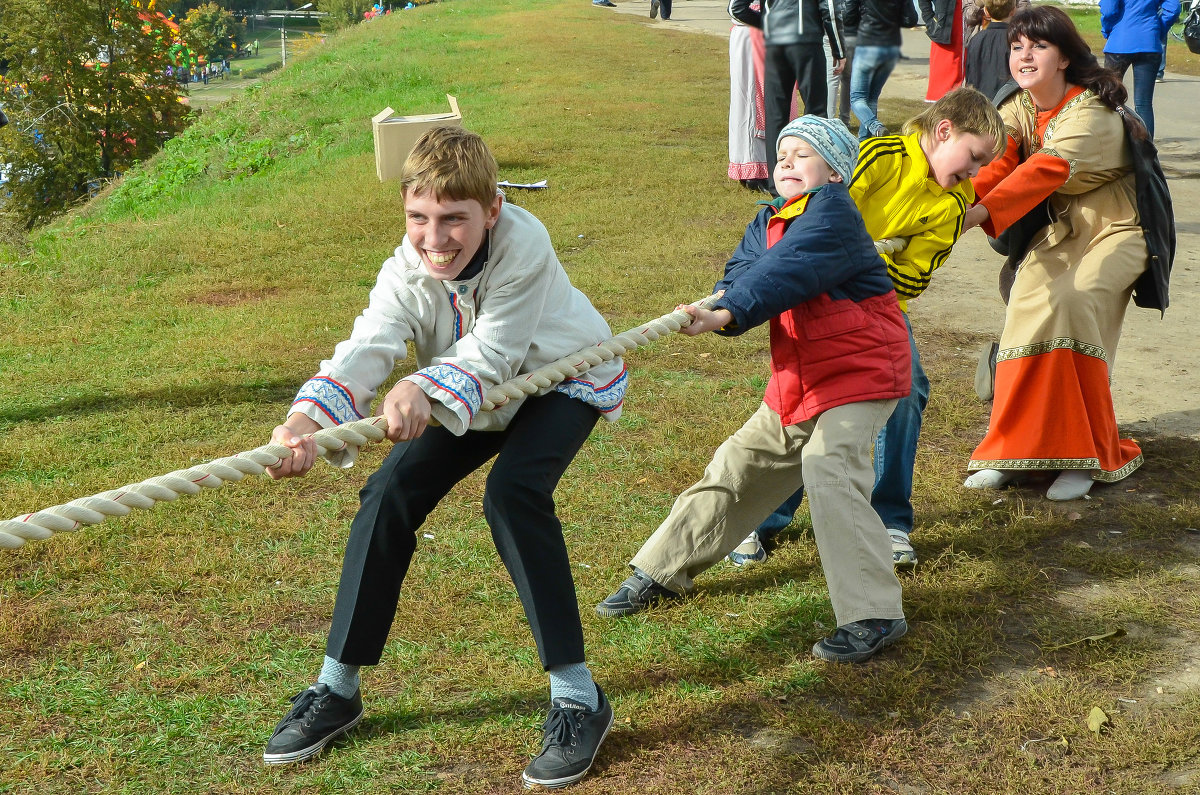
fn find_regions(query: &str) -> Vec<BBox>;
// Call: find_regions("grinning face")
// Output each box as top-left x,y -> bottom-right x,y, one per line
403,189 -> 502,281
923,119 -> 997,189
772,137 -> 840,200
1009,35 -> 1070,95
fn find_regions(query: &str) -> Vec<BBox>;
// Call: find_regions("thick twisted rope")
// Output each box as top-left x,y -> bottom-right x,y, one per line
1,238 -> 908,552
0,294 -> 721,551
0,419 -> 391,550
481,293 -> 720,411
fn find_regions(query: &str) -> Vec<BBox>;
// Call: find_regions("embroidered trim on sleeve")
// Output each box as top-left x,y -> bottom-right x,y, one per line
554,364 -> 628,414
412,363 -> 484,420
292,376 -> 364,424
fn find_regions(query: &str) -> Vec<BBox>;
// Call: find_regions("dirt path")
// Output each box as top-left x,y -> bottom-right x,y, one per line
618,1 -> 1200,438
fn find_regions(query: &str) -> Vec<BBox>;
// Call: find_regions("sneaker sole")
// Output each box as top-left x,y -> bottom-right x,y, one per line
595,601 -> 644,618
520,709 -> 615,790
262,709 -> 364,765
728,552 -> 766,567
595,593 -> 680,618
811,621 -> 908,664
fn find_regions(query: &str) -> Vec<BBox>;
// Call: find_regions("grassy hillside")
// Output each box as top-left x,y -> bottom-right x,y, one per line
2,2 -> 1199,793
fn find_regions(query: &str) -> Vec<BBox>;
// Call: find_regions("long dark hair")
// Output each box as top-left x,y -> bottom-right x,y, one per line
1008,6 -> 1148,140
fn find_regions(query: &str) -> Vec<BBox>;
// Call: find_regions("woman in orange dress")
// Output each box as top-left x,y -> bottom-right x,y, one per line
961,6 -> 1156,500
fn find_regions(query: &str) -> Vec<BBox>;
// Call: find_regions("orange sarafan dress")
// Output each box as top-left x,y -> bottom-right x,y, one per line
967,85 -> 1147,482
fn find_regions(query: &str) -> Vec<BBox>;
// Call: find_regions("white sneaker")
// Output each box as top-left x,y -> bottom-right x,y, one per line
1046,470 -> 1094,501
888,530 -> 917,570
963,469 -> 1018,489
727,531 -> 767,566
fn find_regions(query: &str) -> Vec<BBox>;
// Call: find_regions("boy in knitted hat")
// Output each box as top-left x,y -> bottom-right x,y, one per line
596,116 -> 912,663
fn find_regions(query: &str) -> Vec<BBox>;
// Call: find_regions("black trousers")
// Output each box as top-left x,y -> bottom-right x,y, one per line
764,41 -> 829,189
325,391 -> 600,670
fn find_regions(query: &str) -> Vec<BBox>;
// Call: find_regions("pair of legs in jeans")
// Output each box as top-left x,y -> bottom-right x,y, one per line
756,314 -> 929,543
825,35 -> 856,126
849,45 -> 901,140
1105,51 -> 1160,137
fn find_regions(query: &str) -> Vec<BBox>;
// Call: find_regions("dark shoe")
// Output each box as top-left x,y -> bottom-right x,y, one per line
263,684 -> 364,764
522,686 -> 615,789
595,568 -> 681,617
650,0 -> 659,17
867,121 -> 889,138
741,178 -> 772,195
592,0 -> 617,6
812,618 -> 907,663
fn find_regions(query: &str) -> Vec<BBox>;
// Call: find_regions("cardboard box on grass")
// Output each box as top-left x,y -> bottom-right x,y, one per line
372,95 -> 462,182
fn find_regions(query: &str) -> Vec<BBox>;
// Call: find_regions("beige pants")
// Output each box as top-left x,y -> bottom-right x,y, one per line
632,400 -> 904,627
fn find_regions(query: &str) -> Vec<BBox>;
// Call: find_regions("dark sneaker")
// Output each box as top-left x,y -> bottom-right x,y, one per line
595,568 -> 681,617
522,686 -> 614,789
262,683 -> 364,765
812,618 -> 907,663
889,530 -> 917,571
650,0 -> 659,17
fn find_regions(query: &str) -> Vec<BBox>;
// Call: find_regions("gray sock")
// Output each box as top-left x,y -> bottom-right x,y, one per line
548,662 -> 599,711
318,655 -> 361,700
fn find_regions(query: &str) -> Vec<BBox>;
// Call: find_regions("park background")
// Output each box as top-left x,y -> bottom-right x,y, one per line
2,1 -> 1200,792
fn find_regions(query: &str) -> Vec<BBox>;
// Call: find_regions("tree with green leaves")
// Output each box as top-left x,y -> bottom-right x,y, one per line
179,1 -> 246,63
320,0 -> 377,31
0,0 -> 188,227
161,0 -> 275,17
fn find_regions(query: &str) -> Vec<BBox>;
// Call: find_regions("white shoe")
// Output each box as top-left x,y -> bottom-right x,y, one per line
727,531 -> 767,566
1046,470 -> 1094,501
963,469 -> 1018,489
888,530 -> 917,570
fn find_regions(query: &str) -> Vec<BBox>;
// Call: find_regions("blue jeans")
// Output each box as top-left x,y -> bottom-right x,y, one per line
849,45 -> 900,139
757,313 -> 929,537
1104,51 -> 1159,137
1160,31 -> 1167,78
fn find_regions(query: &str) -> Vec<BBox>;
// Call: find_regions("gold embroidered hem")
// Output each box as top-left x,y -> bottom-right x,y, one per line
967,453 -> 1143,483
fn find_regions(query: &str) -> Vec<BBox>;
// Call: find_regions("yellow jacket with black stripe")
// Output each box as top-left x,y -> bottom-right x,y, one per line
849,133 -> 973,311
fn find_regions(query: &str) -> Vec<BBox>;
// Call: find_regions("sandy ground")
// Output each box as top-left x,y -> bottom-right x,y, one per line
617,0 -> 1200,439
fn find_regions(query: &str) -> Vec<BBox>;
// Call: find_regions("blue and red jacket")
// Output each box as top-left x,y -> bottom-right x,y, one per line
714,182 -> 911,425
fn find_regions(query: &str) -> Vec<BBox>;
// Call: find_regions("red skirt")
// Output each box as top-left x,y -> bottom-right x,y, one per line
926,0 -> 964,101
968,346 -> 1142,482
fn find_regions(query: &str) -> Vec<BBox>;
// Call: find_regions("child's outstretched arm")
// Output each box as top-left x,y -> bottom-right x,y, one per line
719,189 -> 877,328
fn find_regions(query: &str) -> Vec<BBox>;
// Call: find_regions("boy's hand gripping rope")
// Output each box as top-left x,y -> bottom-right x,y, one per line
0,238 -> 906,552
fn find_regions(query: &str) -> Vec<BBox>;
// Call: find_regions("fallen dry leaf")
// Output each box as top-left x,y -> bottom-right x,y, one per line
1087,706 -> 1110,734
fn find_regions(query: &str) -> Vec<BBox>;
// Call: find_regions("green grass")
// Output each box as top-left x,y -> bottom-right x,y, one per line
3,1 -> 1200,793
174,20 -> 318,114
